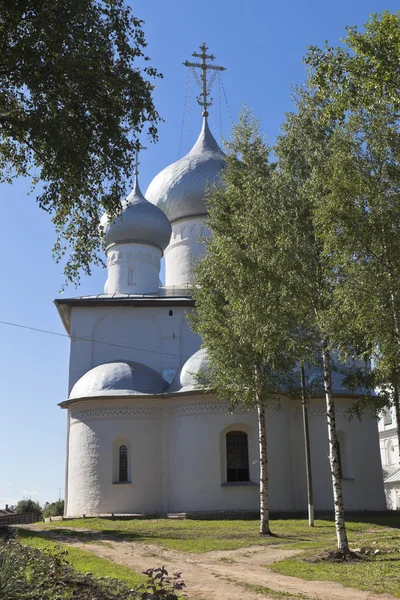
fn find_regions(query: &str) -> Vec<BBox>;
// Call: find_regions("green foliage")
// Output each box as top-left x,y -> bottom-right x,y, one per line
1,535 -> 181,599
190,109 -> 298,409
304,11 -> 400,412
13,498 -> 42,513
20,530 -> 146,588
43,499 -> 64,517
306,11 -> 400,114
0,0 -> 161,284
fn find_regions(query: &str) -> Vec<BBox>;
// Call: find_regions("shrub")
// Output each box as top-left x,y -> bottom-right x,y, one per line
0,537 -> 184,599
43,500 -> 64,518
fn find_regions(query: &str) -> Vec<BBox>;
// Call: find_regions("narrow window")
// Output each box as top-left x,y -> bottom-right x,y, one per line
384,408 -> 393,426
128,268 -> 136,285
226,431 -> 249,482
119,445 -> 128,482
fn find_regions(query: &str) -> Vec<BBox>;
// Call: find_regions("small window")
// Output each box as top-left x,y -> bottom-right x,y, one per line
384,409 -> 393,426
128,268 -> 136,285
119,445 -> 128,482
226,431 -> 249,482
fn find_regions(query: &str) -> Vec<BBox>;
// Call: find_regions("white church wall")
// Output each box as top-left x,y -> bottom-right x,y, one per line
164,218 -> 210,287
105,243 -> 162,295
289,398 -> 385,511
66,399 -> 164,516
67,305 -> 200,394
167,397 -> 260,513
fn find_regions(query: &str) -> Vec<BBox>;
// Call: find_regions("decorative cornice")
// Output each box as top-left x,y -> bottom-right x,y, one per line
70,405 -> 163,423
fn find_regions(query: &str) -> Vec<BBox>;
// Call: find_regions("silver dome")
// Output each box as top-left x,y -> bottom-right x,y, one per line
69,360 -> 169,399
169,348 -> 210,393
146,118 -> 225,223
101,178 -> 172,253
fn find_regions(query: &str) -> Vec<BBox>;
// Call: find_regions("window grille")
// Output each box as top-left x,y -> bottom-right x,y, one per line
226,431 -> 249,482
119,445 -> 128,482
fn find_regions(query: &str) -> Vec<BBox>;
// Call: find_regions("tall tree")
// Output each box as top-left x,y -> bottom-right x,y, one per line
273,87 -> 350,554
306,11 -> 400,460
0,0 -> 161,284
190,111 -> 297,536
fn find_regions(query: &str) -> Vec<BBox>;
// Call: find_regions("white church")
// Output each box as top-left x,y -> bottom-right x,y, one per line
56,45 -> 386,518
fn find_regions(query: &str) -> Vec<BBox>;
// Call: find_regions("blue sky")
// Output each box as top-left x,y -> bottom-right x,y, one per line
0,0 -> 395,508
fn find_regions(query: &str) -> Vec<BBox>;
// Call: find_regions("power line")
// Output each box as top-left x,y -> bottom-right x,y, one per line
0,319 -> 194,361
0,406 -> 66,438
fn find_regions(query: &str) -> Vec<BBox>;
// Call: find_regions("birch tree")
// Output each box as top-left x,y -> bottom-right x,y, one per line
274,88 -> 350,554
190,111 -> 297,536
306,11 -> 400,460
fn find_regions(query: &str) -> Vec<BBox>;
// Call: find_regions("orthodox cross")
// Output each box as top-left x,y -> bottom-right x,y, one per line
183,43 -> 226,117
134,142 -> 147,177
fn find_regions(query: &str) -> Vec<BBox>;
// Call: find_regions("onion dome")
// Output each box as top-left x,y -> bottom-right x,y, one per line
101,177 -> 172,253
69,360 -> 169,399
169,348 -> 210,393
145,118 -> 225,223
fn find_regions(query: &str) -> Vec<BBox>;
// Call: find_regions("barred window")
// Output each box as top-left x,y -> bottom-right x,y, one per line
119,445 -> 128,482
226,431 -> 249,482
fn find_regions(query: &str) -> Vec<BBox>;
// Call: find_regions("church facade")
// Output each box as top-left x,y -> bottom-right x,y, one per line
56,47 -> 386,517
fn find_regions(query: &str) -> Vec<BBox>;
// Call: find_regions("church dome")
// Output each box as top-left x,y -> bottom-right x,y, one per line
145,118 -> 225,223
101,178 -> 171,253
169,348 -> 210,393
69,360 -> 169,399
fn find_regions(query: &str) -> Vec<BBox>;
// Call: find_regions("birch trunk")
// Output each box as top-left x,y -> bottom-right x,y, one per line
322,345 -> 349,555
257,401 -> 271,535
300,363 -> 314,527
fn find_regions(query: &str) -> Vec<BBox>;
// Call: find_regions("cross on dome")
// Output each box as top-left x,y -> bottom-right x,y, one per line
134,142 -> 147,177
183,43 -> 226,117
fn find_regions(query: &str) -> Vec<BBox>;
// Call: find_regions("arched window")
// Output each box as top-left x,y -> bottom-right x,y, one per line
119,445 -> 128,483
226,431 -> 249,482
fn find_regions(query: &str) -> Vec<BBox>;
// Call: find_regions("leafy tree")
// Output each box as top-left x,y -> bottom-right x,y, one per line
0,0 -> 161,284
190,111 -> 298,535
305,11 -> 400,458
13,498 -> 41,513
273,86 -> 351,555
43,499 -> 64,518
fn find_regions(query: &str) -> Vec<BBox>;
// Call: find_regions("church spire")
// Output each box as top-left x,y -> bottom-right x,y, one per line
183,43 -> 226,117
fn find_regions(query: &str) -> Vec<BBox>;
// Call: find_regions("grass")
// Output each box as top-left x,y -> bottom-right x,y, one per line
272,550 -> 400,598
221,578 -> 316,599
18,528 -> 146,589
23,515 -> 400,597
38,513 -> 400,553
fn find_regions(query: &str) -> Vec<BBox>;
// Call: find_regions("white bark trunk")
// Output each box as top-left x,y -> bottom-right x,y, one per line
322,345 -> 349,555
257,402 -> 271,535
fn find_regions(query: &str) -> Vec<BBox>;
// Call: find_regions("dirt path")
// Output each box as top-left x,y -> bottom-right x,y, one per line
20,526 -> 397,600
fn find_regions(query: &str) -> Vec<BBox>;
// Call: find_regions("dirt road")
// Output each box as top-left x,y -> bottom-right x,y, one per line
20,526 -> 397,600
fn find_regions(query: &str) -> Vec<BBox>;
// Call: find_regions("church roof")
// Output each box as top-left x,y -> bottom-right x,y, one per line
54,290 -> 195,335
384,468 -> 400,484
69,360 -> 169,400
145,118 -> 225,223
169,348 -> 209,393
101,177 -> 172,253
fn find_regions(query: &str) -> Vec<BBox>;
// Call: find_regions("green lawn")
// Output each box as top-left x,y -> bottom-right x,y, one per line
35,514 -> 400,597
39,514 -> 400,553
18,529 -> 146,589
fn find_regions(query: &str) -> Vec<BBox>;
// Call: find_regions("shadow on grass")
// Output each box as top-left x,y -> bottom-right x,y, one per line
18,527 -> 148,544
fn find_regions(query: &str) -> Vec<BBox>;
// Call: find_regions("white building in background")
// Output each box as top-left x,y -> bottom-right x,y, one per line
378,408 -> 400,509
55,45 -> 386,518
